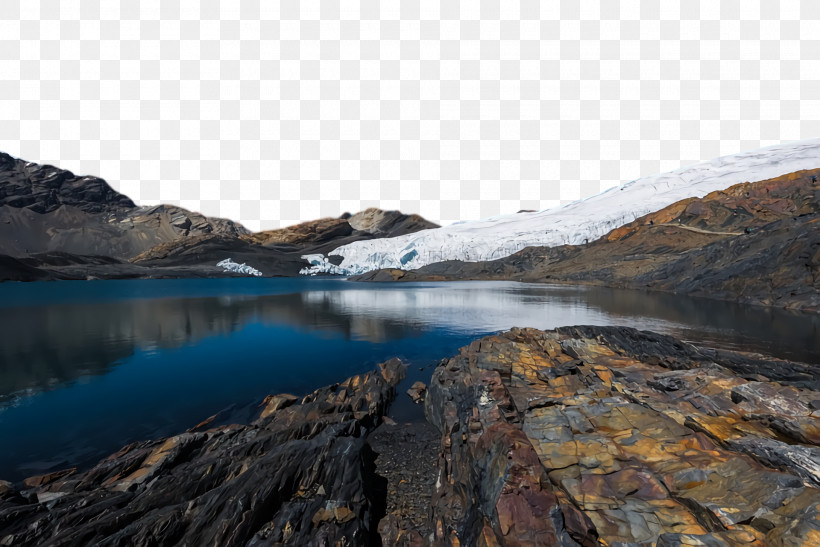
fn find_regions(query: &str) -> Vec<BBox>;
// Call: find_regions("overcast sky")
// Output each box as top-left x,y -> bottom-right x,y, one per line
1,1 -> 818,230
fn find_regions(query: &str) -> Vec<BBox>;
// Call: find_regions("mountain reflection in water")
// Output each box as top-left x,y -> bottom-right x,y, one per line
0,278 -> 817,481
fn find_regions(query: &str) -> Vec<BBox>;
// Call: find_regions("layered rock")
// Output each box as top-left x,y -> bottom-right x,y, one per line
0,359 -> 405,546
353,169 -> 820,310
0,152 -> 135,214
425,326 -> 820,545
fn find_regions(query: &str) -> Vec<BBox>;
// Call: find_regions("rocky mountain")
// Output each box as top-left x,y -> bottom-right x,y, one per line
0,152 -> 437,280
303,139 -> 820,275
355,168 -> 820,311
127,210 -> 438,277
0,152 -> 248,260
244,208 -> 437,251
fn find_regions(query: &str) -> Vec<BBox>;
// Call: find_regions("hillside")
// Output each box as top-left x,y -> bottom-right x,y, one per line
0,152 -> 438,280
304,139 -> 820,275
353,169 -> 820,311
0,152 -> 248,260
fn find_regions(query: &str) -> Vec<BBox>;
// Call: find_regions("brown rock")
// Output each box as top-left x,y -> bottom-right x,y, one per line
406,381 -> 427,404
21,468 -> 76,489
258,393 -> 299,419
425,326 -> 820,545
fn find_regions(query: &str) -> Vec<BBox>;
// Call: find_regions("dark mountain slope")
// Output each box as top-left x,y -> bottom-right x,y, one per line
0,152 -> 249,259
0,152 -> 439,280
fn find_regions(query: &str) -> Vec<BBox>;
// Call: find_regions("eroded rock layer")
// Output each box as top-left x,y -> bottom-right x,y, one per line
425,326 -> 820,546
0,359 -> 405,546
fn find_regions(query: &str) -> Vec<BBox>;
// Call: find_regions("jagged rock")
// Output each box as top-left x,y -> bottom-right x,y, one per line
727,437 -> 820,488
406,381 -> 427,404
425,326 -> 820,545
0,152 -> 134,214
258,393 -> 299,419
0,359 -> 406,546
21,468 -> 75,489
0,482 -> 17,502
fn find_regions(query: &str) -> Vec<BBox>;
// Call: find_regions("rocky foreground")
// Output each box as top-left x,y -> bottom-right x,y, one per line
2,327 -> 820,546
0,360 -> 406,545
424,326 -> 820,546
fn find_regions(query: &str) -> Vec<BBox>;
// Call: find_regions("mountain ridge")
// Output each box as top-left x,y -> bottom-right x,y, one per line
0,152 -> 439,279
303,139 -> 820,276
353,168 -> 820,310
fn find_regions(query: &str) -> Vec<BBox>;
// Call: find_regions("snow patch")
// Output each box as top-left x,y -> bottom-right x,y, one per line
217,258 -> 263,277
300,139 -> 820,276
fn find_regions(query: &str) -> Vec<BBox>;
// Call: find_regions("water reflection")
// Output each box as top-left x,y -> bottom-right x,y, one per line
0,279 -> 818,481
2,281 -> 819,405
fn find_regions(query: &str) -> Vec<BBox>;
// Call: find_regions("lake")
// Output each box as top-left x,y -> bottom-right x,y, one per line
1,278 -> 818,482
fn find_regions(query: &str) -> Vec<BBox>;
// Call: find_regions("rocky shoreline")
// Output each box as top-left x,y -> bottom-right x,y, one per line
2,327 -> 819,545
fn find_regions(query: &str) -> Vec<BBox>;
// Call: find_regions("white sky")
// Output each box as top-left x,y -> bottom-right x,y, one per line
1,1 -> 818,230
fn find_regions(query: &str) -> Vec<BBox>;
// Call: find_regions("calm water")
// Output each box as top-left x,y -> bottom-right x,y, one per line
1,278 -> 818,482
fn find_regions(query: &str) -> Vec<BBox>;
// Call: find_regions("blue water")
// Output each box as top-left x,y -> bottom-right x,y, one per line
0,278 -> 818,482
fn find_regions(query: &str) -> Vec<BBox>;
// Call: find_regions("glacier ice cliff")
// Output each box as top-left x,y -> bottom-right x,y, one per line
217,258 -> 263,277
300,139 -> 820,276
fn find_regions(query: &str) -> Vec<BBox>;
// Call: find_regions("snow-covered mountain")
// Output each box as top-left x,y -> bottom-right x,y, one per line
301,139 -> 820,276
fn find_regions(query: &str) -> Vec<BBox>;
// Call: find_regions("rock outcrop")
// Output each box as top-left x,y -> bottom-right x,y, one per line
347,208 -> 439,238
0,152 -> 135,214
243,208 -> 439,256
353,169 -> 820,311
424,326 -> 820,545
0,359 -> 406,546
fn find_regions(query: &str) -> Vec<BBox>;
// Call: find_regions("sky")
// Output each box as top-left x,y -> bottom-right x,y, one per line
1,1 -> 818,231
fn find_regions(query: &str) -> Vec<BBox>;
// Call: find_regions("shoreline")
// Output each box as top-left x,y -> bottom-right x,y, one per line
3,262 -> 820,316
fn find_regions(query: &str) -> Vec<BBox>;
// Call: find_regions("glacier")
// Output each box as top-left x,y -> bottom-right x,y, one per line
301,139 -> 820,276
217,258 -> 263,277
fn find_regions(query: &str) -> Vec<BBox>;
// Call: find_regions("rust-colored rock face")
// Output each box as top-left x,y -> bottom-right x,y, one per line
607,168 -> 820,242
243,217 -> 355,247
0,360 -> 406,546
425,326 -> 820,546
